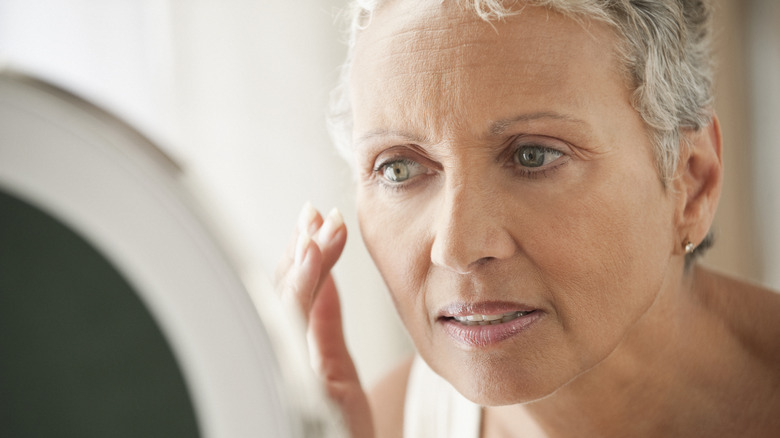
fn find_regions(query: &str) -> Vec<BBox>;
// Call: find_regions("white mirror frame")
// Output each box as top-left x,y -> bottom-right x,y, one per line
0,71 -> 311,438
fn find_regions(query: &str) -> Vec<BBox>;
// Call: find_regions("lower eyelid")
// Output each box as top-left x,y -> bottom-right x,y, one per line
514,161 -> 567,179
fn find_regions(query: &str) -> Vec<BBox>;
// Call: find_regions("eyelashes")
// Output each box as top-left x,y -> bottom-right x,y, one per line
508,144 -> 567,179
370,136 -> 570,191
372,157 -> 433,193
373,158 -> 428,183
513,145 -> 564,168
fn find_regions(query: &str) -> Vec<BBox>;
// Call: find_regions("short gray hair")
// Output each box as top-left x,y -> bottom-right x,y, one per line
327,0 -> 715,184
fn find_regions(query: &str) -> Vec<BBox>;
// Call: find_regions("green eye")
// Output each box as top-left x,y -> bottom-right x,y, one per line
381,159 -> 426,183
514,146 -> 563,168
384,161 -> 410,182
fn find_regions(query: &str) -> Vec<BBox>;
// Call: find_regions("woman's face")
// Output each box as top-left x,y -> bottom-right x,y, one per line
352,1 -> 681,405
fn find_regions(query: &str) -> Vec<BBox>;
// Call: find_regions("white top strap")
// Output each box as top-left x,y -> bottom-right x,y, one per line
403,355 -> 482,438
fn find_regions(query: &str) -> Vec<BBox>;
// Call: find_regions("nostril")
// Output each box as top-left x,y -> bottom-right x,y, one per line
469,256 -> 499,270
430,227 -> 518,273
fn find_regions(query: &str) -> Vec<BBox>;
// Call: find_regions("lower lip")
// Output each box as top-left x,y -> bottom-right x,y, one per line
439,311 -> 543,348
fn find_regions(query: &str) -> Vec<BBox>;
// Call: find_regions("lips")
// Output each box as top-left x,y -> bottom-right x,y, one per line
452,310 -> 533,325
438,302 -> 542,348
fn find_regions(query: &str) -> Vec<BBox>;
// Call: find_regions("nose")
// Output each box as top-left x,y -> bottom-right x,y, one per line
430,180 -> 518,274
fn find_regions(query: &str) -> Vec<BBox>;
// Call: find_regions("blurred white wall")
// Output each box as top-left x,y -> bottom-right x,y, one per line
0,0 -> 176,145
0,0 -> 776,389
748,0 -> 780,287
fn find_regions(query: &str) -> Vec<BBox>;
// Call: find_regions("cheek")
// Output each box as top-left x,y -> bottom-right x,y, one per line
527,162 -> 675,358
357,190 -> 432,326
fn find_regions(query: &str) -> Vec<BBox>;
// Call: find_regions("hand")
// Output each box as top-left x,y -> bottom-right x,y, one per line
276,203 -> 374,437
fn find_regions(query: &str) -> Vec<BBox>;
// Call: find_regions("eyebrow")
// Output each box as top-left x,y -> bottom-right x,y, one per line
356,111 -> 589,146
356,129 -> 429,147
489,111 -> 588,136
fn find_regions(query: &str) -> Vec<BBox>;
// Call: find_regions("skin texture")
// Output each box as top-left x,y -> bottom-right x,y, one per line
353,0 -> 682,404
277,1 -> 780,437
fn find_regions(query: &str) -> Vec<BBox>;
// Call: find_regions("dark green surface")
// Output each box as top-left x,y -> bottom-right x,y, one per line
0,189 -> 200,437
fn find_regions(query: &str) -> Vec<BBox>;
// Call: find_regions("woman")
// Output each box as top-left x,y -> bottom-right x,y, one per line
276,0 -> 780,436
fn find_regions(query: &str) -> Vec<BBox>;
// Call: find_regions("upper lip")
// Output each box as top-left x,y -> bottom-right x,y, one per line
437,300 -> 539,319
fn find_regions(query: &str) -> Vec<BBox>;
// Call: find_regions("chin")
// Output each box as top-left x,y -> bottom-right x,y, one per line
457,378 -> 557,406
433,353 -> 571,406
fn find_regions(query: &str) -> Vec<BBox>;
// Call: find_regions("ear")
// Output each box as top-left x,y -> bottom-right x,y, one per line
673,114 -> 723,253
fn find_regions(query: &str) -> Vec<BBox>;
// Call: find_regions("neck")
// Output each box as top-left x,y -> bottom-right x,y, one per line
490,265 -> 768,438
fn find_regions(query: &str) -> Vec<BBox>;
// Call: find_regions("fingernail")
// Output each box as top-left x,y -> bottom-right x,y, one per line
297,201 -> 317,233
295,229 -> 312,266
317,208 -> 344,244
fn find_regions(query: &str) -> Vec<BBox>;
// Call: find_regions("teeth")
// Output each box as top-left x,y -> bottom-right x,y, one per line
453,311 -> 531,326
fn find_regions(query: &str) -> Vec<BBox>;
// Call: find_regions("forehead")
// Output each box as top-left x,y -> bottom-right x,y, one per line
355,1 -> 586,74
350,0 -> 624,141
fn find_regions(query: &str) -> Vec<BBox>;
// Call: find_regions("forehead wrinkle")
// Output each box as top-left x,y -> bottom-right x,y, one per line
359,3 -> 500,66
489,112 -> 590,136
356,128 -> 429,147
371,38 -> 496,76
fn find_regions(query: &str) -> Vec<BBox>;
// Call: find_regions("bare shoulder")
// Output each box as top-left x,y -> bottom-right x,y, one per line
695,266 -> 780,363
694,267 -> 780,431
368,355 -> 415,438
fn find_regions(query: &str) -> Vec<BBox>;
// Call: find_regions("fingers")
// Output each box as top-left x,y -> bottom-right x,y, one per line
276,202 -> 347,322
312,208 -> 347,292
308,275 -> 355,380
281,230 -> 323,315
275,203 -> 373,437
308,275 -> 375,438
275,202 -> 322,285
